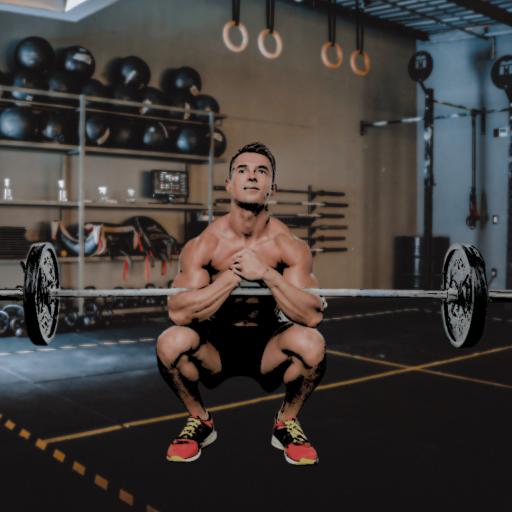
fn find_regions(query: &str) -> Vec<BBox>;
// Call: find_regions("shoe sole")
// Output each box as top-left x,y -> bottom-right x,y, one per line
271,435 -> 319,466
167,430 -> 218,463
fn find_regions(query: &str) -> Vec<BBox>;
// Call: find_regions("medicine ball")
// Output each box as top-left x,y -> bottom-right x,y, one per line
171,66 -> 202,96
208,128 -> 227,157
85,115 -> 111,146
114,56 -> 150,89
0,107 -> 39,141
41,110 -> 72,144
47,70 -> 80,100
175,126 -> 200,154
112,84 -> 140,112
142,121 -> 170,149
81,79 -> 112,110
14,36 -> 55,73
197,126 -> 227,157
110,119 -> 140,148
11,71 -> 46,102
191,94 -> 220,121
58,46 -> 95,80
139,86 -> 168,116
167,89 -> 192,120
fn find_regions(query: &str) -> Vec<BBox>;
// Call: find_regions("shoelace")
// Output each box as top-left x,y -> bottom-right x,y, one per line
178,417 -> 203,439
283,419 -> 308,444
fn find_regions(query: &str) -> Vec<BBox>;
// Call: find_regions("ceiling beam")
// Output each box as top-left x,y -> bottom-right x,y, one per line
280,0 -> 430,41
450,0 -> 512,27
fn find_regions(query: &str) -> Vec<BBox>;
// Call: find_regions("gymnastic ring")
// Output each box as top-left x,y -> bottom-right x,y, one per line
350,50 -> 371,77
222,20 -> 249,53
257,28 -> 283,60
321,41 -> 343,70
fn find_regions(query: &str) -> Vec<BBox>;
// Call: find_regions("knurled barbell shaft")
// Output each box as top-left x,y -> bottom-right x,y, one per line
50,288 -> 454,300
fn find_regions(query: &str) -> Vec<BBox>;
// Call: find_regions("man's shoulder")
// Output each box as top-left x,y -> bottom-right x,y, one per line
183,224 -> 220,258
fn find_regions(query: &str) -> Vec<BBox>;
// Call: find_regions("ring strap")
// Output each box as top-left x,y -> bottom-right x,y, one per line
232,0 -> 240,25
266,0 -> 276,33
328,0 -> 336,46
355,0 -> 364,53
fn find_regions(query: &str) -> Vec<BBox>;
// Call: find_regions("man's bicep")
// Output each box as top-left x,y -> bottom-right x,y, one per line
282,240 -> 319,289
172,239 -> 211,289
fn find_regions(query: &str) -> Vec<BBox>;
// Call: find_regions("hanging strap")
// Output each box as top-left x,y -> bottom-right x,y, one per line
355,0 -> 365,54
122,257 -> 129,281
232,0 -> 240,25
266,0 -> 275,33
328,0 -> 336,46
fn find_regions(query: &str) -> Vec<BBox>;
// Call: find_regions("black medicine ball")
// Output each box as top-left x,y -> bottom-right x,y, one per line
41,110 -> 72,144
209,128 -> 227,157
167,89 -> 192,120
110,119 -> 140,148
112,84 -> 140,112
85,115 -> 111,146
47,70 -> 80,95
175,126 -> 200,154
191,94 -> 220,121
139,86 -> 168,116
142,121 -> 170,149
114,56 -> 150,89
14,36 -> 55,73
171,66 -> 202,96
11,71 -> 46,102
59,46 -> 95,80
0,107 -> 39,141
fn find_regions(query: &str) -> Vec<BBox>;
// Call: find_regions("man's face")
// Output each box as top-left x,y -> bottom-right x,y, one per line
226,152 -> 275,204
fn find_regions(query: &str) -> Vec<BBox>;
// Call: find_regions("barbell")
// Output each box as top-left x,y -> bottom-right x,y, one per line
0,242 -> 507,349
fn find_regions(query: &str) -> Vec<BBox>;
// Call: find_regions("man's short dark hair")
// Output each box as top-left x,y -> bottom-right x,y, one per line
229,142 -> 276,182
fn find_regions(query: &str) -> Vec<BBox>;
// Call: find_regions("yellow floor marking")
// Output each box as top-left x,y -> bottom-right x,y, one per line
119,489 -> 134,506
35,438 -> 47,450
4,419 -> 15,430
53,449 -> 66,463
44,424 -> 124,444
41,344 -> 512,445
72,461 -> 86,476
327,347 -> 512,390
94,474 -> 109,491
19,428 -> 31,440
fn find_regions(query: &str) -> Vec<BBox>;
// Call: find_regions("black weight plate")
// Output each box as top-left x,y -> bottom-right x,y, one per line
441,244 -> 488,348
408,51 -> 433,83
23,243 -> 60,345
491,55 -> 512,90
0,310 -> 9,335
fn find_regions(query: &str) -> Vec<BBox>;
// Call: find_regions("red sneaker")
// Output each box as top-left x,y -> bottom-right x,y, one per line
271,416 -> 319,465
167,414 -> 217,463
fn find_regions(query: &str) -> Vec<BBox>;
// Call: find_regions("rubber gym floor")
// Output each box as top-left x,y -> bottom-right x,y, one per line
1,299 -> 511,511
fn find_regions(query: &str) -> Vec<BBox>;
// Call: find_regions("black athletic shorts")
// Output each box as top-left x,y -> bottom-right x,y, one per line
188,318 -> 294,391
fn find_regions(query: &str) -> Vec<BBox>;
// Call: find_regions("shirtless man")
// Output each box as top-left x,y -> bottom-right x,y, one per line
156,142 -> 326,465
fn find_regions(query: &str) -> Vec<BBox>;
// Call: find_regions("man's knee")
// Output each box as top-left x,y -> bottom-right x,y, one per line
282,326 -> 326,369
156,326 -> 200,367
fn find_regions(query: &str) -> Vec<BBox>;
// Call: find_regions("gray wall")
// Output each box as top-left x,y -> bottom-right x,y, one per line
0,0 -> 417,290
417,35 -> 512,288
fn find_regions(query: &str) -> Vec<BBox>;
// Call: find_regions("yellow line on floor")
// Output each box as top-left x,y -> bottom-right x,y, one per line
42,344 -> 512,445
326,346 -> 512,390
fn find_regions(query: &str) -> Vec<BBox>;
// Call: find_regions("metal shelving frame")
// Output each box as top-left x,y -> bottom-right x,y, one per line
0,84 -> 224,309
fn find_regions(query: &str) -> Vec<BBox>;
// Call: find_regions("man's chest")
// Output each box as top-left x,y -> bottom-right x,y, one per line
209,239 -> 284,273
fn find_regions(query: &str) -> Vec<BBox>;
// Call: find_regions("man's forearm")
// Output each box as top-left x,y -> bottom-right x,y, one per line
262,268 -> 323,327
168,271 -> 241,324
